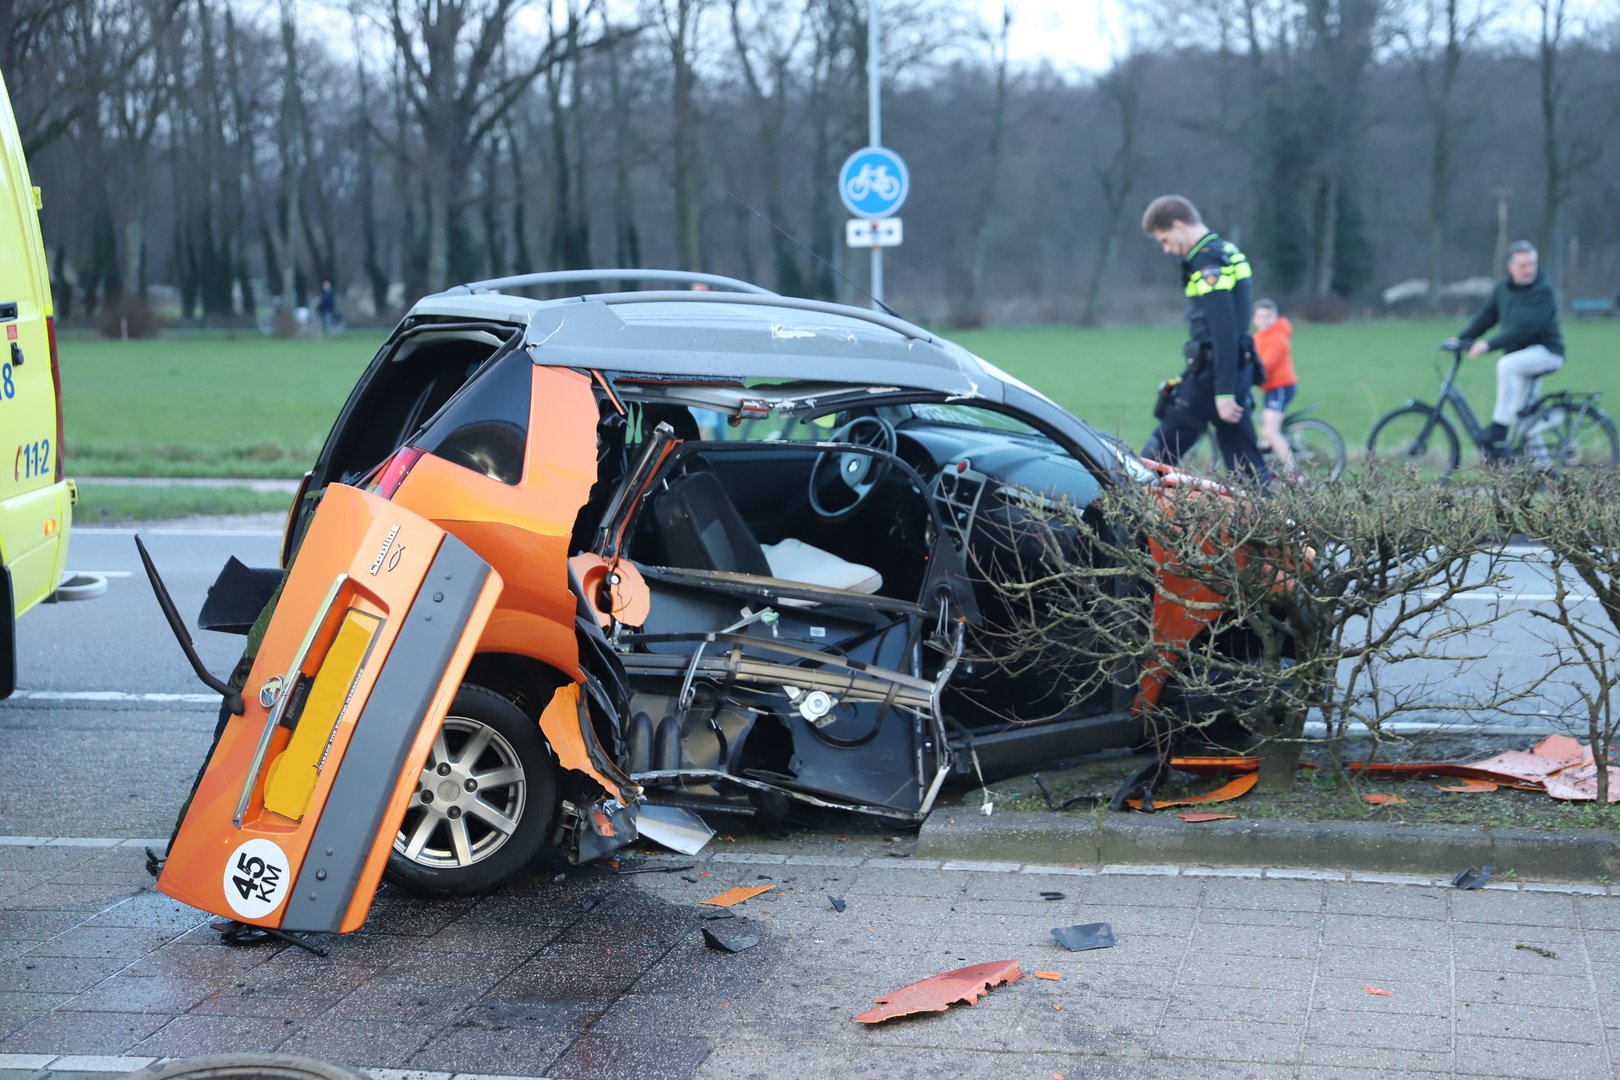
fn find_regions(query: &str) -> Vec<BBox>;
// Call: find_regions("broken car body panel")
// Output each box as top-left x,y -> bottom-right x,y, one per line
158,485 -> 502,933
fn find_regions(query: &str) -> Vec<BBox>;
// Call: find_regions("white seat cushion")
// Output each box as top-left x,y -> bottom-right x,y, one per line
761,538 -> 883,594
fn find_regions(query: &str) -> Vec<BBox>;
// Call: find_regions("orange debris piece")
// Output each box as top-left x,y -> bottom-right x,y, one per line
1169,735 -> 1620,803
1362,985 -> 1394,996
1436,779 -> 1499,793
1361,794 -> 1407,806
855,960 -> 1023,1024
1128,772 -> 1257,810
1178,812 -> 1238,823
1034,971 -> 1062,981
701,883 -> 775,908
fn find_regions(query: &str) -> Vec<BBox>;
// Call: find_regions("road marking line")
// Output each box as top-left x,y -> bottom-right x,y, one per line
10,690 -> 220,704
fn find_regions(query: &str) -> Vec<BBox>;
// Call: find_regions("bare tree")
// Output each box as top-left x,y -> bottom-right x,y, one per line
1506,469 -> 1620,804
729,0 -> 812,292
1392,0 -> 1496,303
988,468 -> 1518,792
645,0 -> 712,270
951,2 -> 1012,328
1533,0 -> 1603,289
1078,53 -> 1144,326
384,0 -> 584,291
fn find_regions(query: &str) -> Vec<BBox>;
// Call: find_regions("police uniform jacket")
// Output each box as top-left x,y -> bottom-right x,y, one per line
1180,232 -> 1255,401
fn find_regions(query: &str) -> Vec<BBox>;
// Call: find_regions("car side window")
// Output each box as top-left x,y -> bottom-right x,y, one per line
415,352 -> 532,484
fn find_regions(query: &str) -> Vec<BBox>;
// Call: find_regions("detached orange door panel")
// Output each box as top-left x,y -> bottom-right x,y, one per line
158,485 -> 502,934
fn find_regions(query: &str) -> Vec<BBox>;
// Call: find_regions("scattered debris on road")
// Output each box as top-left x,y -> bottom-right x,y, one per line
1436,779 -> 1499,793
1452,864 -> 1493,889
1168,734 -> 1620,802
855,960 -> 1024,1024
1033,971 -> 1062,981
1039,891 -> 1065,901
701,883 -> 776,907
701,924 -> 760,953
1051,923 -> 1115,952
1515,943 -> 1558,959
1361,793 -> 1407,806
1177,812 -> 1237,822
1127,772 -> 1257,810
1362,984 -> 1394,996
829,896 -> 847,913
616,862 -> 697,875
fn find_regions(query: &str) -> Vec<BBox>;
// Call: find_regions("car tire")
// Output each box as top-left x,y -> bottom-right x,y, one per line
385,683 -> 557,897
121,1054 -> 367,1080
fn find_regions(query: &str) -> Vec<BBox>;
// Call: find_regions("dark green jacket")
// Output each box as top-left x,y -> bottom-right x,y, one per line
1459,272 -> 1564,357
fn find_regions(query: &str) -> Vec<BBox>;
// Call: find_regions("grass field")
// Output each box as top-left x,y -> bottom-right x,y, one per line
951,317 -> 1620,447
58,333 -> 376,478
56,318 -> 1620,478
73,482 -> 294,524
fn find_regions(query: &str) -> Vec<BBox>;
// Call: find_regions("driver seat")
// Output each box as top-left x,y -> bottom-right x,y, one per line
654,471 -> 882,594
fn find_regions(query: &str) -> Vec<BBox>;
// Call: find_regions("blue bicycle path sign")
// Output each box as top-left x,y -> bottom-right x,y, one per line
839,146 -> 909,219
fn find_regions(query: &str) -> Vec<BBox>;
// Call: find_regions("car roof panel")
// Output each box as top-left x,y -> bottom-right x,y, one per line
407,293 -> 1001,402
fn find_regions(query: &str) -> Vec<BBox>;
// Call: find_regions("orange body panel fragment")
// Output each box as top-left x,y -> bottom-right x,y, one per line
855,960 -> 1024,1024
158,486 -> 503,933
700,883 -> 776,908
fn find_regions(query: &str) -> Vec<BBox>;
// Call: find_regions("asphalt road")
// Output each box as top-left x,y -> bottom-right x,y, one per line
3,523 -> 1593,843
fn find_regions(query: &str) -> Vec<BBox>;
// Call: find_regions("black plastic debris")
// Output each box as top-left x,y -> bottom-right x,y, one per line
1052,922 -> 1116,952
701,925 -> 759,953
143,847 -> 164,878
581,894 -> 603,912
1033,773 -> 1106,812
1040,891 -> 1065,901
616,862 -> 696,876
830,896 -> 847,913
211,918 -> 328,957
701,910 -> 736,921
886,850 -> 912,859
1452,864 -> 1493,890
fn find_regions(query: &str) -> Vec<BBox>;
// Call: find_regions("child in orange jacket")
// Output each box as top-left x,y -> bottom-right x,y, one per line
1253,298 -> 1297,472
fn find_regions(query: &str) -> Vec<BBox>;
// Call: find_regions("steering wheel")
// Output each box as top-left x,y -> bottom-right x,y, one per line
808,416 -> 897,521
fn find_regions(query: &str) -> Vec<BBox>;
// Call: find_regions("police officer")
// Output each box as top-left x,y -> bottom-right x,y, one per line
1139,195 -> 1267,479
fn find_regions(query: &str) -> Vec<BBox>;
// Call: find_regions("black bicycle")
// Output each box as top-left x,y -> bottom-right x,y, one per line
1366,344 -> 1619,480
1198,405 -> 1346,480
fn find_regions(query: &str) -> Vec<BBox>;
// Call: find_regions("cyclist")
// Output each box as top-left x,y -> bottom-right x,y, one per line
1445,240 -> 1565,459
1252,298 -> 1297,472
1139,195 -> 1266,479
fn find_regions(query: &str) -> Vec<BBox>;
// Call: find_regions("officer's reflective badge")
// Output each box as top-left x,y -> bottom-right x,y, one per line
1200,266 -> 1222,288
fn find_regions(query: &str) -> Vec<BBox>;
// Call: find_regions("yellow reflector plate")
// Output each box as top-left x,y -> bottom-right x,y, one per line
262,609 -> 381,821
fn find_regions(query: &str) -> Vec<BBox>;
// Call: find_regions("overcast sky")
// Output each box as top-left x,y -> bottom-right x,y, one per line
976,0 -> 1127,72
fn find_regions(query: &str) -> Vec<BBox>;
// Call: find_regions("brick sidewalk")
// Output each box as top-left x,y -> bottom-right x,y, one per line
1,836 -> 1616,1079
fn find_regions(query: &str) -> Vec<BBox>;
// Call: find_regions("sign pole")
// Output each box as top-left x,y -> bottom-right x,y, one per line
868,0 -> 882,308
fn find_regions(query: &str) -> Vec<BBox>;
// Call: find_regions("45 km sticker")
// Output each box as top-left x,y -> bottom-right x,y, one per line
222,838 -> 291,920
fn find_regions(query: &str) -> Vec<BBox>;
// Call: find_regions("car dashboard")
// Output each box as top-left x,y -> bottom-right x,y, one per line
895,422 -> 1105,551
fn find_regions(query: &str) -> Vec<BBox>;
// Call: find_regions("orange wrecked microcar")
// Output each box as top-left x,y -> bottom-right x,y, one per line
144,271 -> 1279,934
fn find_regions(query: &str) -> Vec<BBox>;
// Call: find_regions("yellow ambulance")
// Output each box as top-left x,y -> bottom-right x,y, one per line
0,68 -> 75,698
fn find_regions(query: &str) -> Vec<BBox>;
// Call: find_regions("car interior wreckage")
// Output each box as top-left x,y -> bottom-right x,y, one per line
140,269 -> 1254,936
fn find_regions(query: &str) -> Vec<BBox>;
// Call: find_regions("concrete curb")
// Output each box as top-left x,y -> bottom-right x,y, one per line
917,809 -> 1620,884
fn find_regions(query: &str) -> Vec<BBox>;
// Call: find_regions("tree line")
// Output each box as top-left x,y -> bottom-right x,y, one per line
6,0 -> 1618,330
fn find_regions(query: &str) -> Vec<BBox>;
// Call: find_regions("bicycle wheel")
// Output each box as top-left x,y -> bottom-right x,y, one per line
1282,417 -> 1345,480
1525,400 -> 1620,471
1366,405 -> 1459,481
